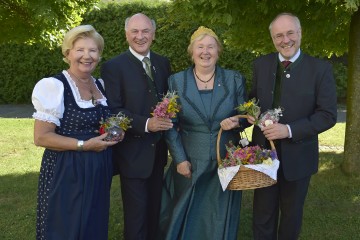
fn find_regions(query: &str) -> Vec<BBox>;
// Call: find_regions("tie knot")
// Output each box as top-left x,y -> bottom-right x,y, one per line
282,60 -> 292,68
143,57 -> 151,66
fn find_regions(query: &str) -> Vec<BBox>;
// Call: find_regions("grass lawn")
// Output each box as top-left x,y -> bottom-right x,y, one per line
0,119 -> 358,239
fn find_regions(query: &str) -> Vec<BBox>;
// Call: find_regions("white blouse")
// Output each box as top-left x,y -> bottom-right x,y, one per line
32,70 -> 108,126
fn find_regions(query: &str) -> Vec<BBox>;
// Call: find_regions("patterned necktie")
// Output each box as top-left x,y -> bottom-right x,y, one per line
142,57 -> 153,80
282,60 -> 292,68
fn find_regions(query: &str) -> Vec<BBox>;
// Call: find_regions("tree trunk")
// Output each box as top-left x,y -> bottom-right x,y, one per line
342,8 -> 360,176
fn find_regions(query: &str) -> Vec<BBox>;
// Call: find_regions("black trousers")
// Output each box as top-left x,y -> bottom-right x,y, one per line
119,156 -> 164,240
252,165 -> 311,240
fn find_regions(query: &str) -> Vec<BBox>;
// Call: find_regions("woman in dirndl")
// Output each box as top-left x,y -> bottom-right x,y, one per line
32,25 -> 118,239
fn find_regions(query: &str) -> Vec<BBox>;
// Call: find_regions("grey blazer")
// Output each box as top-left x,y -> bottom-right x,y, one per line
250,52 -> 337,181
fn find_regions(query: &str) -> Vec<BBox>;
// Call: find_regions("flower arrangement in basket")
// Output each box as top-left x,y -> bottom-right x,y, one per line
220,142 -> 278,168
217,99 -> 283,191
98,112 -> 132,142
152,90 -> 181,119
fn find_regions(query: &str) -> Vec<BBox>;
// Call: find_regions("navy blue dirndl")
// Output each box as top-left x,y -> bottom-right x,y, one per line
36,73 -> 113,240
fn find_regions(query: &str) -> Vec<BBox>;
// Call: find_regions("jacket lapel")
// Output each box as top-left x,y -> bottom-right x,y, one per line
182,68 -> 209,127
209,67 -> 228,124
181,66 -> 228,129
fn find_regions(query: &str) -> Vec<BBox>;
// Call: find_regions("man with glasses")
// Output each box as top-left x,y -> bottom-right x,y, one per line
248,12 -> 337,239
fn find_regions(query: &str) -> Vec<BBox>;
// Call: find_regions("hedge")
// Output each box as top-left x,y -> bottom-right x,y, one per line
0,1 -> 347,104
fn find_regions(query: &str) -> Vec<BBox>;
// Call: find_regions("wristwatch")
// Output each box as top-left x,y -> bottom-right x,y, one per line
77,140 -> 84,151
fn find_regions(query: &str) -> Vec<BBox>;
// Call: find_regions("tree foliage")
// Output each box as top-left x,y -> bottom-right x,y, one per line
0,0 -> 99,48
170,0 -> 357,57
170,0 -> 360,175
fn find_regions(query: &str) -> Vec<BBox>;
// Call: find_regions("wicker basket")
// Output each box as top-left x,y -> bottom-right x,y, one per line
216,115 -> 277,190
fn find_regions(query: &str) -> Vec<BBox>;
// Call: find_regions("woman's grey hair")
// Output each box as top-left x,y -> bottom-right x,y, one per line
62,25 -> 104,64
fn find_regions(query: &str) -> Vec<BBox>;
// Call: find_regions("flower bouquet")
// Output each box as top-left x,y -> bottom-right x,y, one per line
257,107 -> 283,130
98,112 -> 132,142
236,98 -> 283,130
217,135 -> 280,191
220,142 -> 278,168
217,99 -> 282,191
236,98 -> 261,125
152,91 -> 181,119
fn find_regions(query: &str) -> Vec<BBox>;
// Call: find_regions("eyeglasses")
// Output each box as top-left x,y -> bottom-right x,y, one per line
273,30 -> 299,42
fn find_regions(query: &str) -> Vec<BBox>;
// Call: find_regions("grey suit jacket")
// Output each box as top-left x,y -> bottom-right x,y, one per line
250,52 -> 337,181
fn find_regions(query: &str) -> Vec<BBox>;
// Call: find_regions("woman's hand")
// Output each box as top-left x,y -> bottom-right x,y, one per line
220,116 -> 239,130
34,120 -> 118,152
177,161 -> 192,178
247,115 -> 256,125
83,133 -> 118,152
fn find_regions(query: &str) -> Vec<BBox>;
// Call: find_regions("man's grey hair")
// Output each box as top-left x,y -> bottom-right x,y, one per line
124,13 -> 156,31
269,12 -> 301,32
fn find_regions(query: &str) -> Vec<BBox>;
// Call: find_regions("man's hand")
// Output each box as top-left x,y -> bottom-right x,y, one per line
147,117 -> 173,132
247,115 -> 256,125
262,123 -> 289,140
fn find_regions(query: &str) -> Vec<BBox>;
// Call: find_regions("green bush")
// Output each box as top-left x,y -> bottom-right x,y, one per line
0,43 -> 66,103
0,1 -> 347,104
332,62 -> 348,103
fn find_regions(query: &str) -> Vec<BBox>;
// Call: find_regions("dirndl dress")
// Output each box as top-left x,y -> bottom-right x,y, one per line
35,73 -> 113,240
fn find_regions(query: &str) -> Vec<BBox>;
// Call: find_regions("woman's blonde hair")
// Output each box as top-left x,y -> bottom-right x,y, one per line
62,25 -> 104,64
187,26 -> 223,59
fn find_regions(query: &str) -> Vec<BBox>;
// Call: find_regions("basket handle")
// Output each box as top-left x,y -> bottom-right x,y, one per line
216,114 -> 275,166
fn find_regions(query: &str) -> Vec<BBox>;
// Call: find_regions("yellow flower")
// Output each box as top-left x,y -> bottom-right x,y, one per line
236,98 -> 261,123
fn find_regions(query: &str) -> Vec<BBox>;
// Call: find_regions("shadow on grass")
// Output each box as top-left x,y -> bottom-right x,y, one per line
302,151 -> 360,240
0,172 -> 38,240
0,173 -> 124,240
1,152 -> 358,240
238,151 -> 360,240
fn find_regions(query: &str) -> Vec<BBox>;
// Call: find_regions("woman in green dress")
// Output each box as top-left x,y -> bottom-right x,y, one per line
159,26 -> 247,240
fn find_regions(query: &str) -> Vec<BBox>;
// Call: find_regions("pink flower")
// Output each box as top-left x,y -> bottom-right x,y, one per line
152,91 -> 181,119
220,141 -> 278,168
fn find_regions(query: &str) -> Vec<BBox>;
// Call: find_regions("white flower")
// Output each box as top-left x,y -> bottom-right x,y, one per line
262,158 -> 273,165
264,119 -> 273,126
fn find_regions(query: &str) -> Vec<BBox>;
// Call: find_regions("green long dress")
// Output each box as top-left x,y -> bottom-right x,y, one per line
159,66 -> 246,240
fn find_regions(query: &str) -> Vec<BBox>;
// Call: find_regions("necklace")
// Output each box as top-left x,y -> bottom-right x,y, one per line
193,69 -> 216,89
68,69 -> 91,84
68,69 -> 97,103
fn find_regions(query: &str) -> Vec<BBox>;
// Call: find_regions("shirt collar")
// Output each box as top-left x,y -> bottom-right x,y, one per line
278,49 -> 301,63
129,47 -> 150,62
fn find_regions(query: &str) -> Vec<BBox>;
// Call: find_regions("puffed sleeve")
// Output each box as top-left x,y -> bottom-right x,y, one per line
32,77 -> 65,126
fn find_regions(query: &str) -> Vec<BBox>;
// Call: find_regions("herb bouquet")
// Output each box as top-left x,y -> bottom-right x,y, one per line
217,99 -> 282,191
98,112 -> 132,142
152,90 -> 181,119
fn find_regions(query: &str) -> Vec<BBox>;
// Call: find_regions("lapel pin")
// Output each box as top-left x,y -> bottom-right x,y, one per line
286,74 -> 290,78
